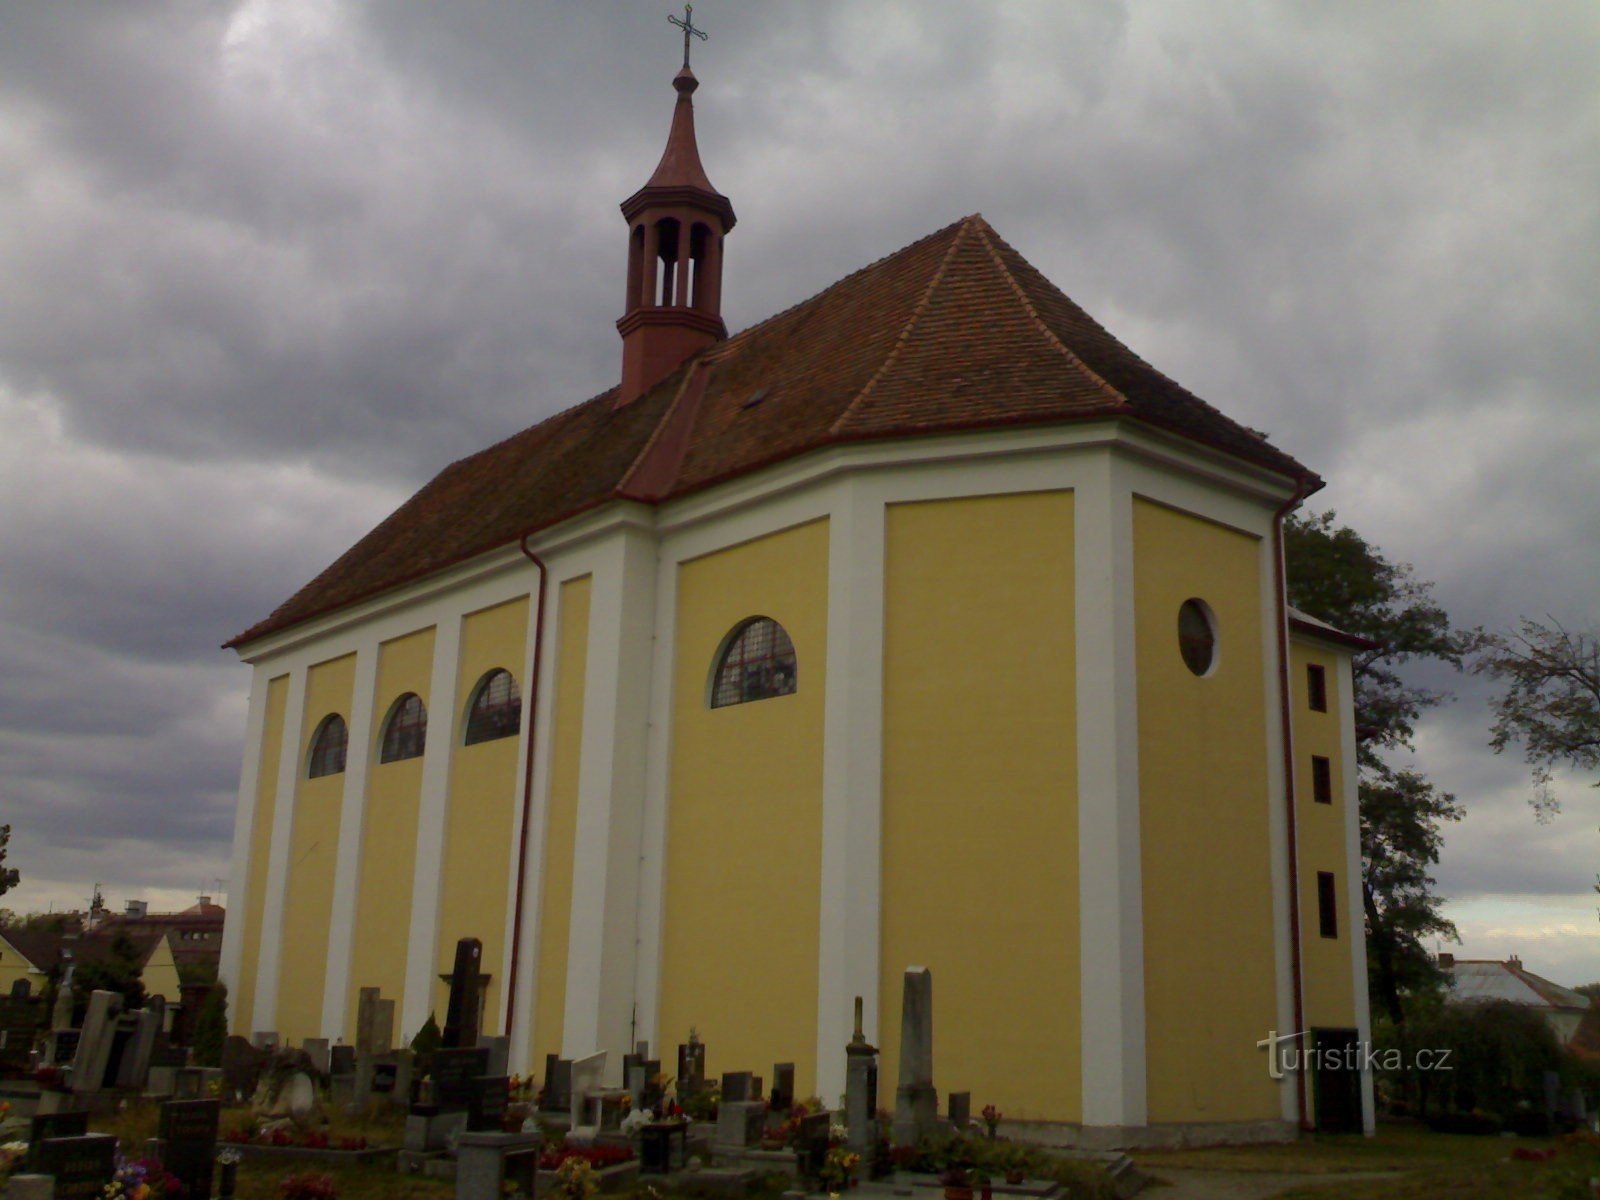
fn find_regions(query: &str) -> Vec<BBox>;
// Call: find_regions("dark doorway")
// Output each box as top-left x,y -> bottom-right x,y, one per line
1311,1026 -> 1363,1133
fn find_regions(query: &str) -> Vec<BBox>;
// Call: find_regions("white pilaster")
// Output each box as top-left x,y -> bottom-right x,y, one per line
218,667 -> 271,1001
252,663 -> 309,1033
563,526 -> 658,1076
1339,654 -> 1377,1135
319,640 -> 380,1038
1074,450 -> 1146,1128
401,618 -> 465,1041
815,478 -> 886,1100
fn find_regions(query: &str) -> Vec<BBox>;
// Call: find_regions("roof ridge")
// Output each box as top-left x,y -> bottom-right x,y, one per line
827,215 -> 978,435
970,219 -> 1130,412
714,214 -> 978,359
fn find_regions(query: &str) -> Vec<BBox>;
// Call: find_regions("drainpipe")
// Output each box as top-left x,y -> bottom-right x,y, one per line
1272,481 -> 1312,1132
504,534 -> 550,1045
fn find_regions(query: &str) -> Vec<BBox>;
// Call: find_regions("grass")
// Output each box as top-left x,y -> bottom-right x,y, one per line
1131,1123 -> 1600,1200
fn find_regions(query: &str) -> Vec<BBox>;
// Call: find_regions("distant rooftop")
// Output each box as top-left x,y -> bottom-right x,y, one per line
1443,954 -> 1590,1012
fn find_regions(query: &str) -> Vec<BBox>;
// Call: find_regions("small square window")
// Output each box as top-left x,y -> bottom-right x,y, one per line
1312,755 -> 1333,805
1307,664 -> 1328,712
1317,871 -> 1338,939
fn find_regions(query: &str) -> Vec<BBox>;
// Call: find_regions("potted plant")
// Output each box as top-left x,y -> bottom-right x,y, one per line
820,1146 -> 861,1197
941,1165 -> 973,1200
972,1167 -> 993,1200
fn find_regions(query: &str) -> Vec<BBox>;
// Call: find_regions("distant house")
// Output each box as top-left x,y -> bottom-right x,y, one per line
0,927 -> 50,996
1442,953 -> 1592,1045
2,924 -> 183,1006
99,896 -> 226,982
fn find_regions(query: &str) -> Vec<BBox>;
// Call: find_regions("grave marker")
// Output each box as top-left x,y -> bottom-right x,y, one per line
771,1062 -> 795,1113
846,995 -> 879,1156
433,1046 -> 491,1114
24,1112 -> 89,1171
442,938 -> 483,1049
721,1070 -> 755,1102
891,967 -> 939,1146
159,1098 -> 221,1200
470,1075 -> 511,1131
69,990 -> 123,1094
32,1133 -> 117,1200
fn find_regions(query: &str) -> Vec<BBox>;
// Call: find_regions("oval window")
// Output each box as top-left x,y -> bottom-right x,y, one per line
1177,599 -> 1216,676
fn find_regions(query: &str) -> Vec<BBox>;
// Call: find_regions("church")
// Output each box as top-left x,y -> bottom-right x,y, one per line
220,42 -> 1372,1147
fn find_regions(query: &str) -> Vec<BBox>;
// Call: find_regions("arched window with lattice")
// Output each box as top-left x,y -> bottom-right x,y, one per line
379,693 -> 428,763
463,668 -> 522,745
710,616 -> 798,708
307,714 -> 348,778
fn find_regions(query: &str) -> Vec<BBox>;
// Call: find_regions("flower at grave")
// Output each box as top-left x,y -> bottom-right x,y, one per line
829,1121 -> 848,1143
819,1146 -> 861,1191
279,1171 -> 339,1200
621,1106 -> 654,1135
980,1104 -> 1002,1137
553,1156 -> 600,1200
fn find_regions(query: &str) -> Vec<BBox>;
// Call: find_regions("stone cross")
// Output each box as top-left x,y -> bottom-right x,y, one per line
668,4 -> 707,69
442,938 -> 483,1049
845,994 -> 879,1156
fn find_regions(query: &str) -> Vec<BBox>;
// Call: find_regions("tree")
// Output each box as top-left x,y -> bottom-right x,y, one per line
72,931 -> 147,1012
1476,619 -> 1599,820
1284,510 -> 1477,1026
0,825 -> 18,897
192,983 -> 228,1067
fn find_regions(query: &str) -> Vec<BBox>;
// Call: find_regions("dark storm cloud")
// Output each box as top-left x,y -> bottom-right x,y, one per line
1,3 -> 1596,972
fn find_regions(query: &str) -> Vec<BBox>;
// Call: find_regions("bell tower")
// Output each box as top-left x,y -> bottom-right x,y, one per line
616,9 -> 735,407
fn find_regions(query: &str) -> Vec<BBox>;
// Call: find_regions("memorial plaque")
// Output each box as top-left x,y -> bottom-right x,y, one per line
25,1112 -> 89,1171
32,1134 -> 117,1200
470,1075 -> 511,1131
159,1099 -> 220,1200
432,1045 -> 490,1114
52,1029 -> 81,1064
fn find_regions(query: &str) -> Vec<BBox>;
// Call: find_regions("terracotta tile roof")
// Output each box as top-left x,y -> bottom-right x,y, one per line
230,215 -> 1319,648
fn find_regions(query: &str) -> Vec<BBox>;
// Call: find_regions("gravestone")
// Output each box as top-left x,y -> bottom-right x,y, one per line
159,1098 -> 220,1200
433,1046 -> 492,1114
570,1050 -> 607,1133
947,1091 -> 971,1131
9,978 -> 29,999
715,1099 -> 766,1148
302,1037 -> 331,1075
891,967 -> 939,1146
770,1062 -> 795,1113
541,1054 -> 572,1112
32,1133 -> 117,1200
845,996 -> 879,1156
795,1111 -> 831,1185
641,1058 -> 664,1111
480,1034 -> 510,1078
330,1044 -> 356,1076
455,1129 -> 541,1200
24,1112 -> 89,1171
677,1031 -> 706,1095
722,1070 -> 755,1102
355,988 -> 391,1055
69,990 -> 123,1094
50,1028 -> 81,1066
115,1007 -> 161,1090
470,1075 -> 511,1131
222,1036 -> 269,1100
442,938 -> 483,1049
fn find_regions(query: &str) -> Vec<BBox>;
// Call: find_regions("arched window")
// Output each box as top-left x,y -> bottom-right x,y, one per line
307,714 -> 348,778
711,617 -> 797,708
464,669 -> 522,746
1178,599 -> 1217,676
379,693 -> 428,763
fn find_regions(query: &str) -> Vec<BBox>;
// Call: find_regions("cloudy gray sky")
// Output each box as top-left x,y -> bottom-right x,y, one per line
2,2 -> 1596,982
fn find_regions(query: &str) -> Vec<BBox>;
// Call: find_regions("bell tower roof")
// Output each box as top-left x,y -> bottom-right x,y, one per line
621,66 -> 736,229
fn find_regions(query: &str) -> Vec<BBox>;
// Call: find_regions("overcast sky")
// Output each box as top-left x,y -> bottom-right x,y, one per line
1,2 -> 1596,984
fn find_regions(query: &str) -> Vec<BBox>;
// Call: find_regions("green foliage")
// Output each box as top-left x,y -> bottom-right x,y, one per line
1476,619 -> 1600,819
72,930 -> 148,1012
0,825 -> 18,897
1384,1000 -> 1563,1121
410,1012 -> 442,1057
1285,510 -> 1476,1027
192,982 -> 228,1067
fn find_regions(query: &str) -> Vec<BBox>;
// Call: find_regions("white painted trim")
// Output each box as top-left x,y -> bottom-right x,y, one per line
319,640 -> 380,1038
218,668 -> 271,1001
401,617 -> 465,1041
815,477 -> 886,1101
252,663 -> 308,1032
1075,449 -> 1146,1127
1338,653 -> 1377,1135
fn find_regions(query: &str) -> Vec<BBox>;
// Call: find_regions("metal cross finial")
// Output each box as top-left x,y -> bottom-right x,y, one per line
668,4 -> 707,69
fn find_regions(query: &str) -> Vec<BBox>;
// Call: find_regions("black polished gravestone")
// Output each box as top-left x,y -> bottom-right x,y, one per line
24,1112 -> 89,1171
431,1046 -> 491,1114
52,1028 -> 82,1065
441,937 -> 483,1049
330,1044 -> 356,1076
32,1133 -> 118,1200
159,1098 -> 221,1200
470,1075 -> 511,1131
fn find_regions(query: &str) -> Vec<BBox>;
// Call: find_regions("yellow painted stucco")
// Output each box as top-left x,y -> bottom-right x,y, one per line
659,520 -> 829,1096
1291,640 -> 1357,1032
233,673 -> 287,1034
277,654 -> 356,1042
346,628 -> 435,1036
532,576 -> 590,1073
0,931 -> 41,995
1134,498 -> 1278,1124
435,597 -> 530,1031
880,492 -> 1080,1121
140,934 -> 183,1003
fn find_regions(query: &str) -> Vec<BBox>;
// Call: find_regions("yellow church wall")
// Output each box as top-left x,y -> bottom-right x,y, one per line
659,520 -> 829,1096
277,654 -> 356,1042
880,491 -> 1080,1121
346,628 -> 435,1033
1133,498 -> 1279,1124
233,672 -> 287,1034
434,597 -> 530,1030
1290,640 -> 1357,1033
